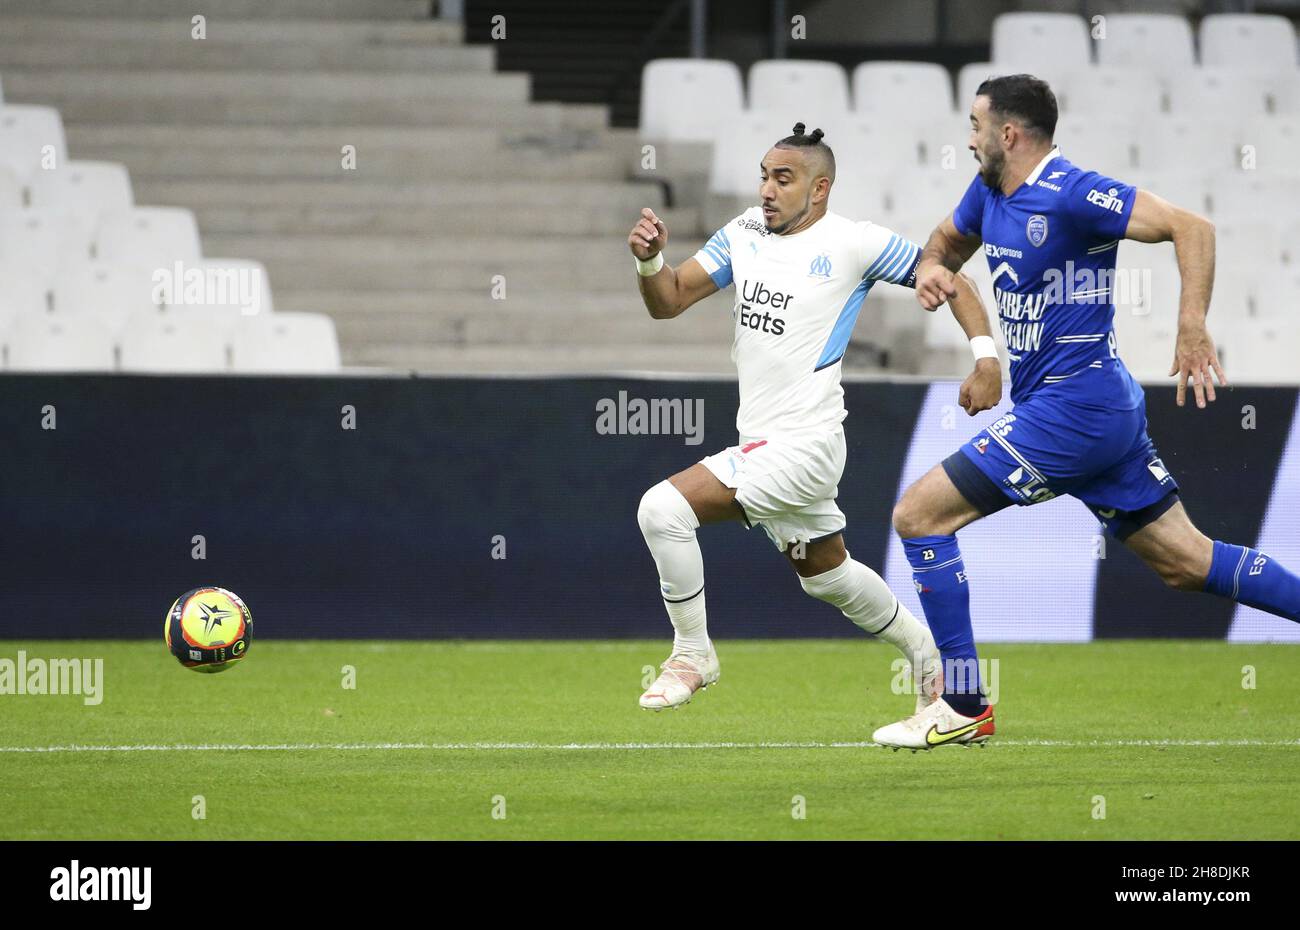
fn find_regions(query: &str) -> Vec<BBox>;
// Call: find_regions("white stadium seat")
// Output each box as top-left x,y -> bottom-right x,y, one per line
1134,116 -> 1244,174
1281,221 -> 1300,265
640,59 -> 745,143
51,261 -> 161,335
1165,68 -> 1270,118
708,112 -> 791,196
831,119 -> 924,195
163,257 -> 274,316
0,208 -> 94,278
1253,269 -> 1300,319
1226,321 -> 1300,384
230,312 -> 341,374
1240,117 -> 1300,176
1264,72 -> 1300,115
1126,170 -> 1212,217
879,167 -> 969,243
1053,116 -> 1136,176
1209,173 -> 1300,222
94,206 -> 202,268
4,313 -> 115,372
118,310 -> 228,373
0,164 -> 23,209
1209,267 -> 1260,326
1095,14 -> 1195,72
0,261 -> 49,337
1199,14 -> 1299,72
747,60 -> 851,126
991,13 -> 1092,70
0,105 -> 67,184
851,61 -> 953,122
1215,220 -> 1285,272
957,62 -> 996,109
28,160 -> 134,221
916,117 -> 973,169
1059,68 -> 1162,119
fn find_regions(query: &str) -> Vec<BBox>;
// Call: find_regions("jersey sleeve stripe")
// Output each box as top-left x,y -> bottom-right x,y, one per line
880,241 -> 921,283
864,235 -> 904,279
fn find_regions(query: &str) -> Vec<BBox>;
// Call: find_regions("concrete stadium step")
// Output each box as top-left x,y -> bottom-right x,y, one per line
0,39 -> 491,72
340,343 -> 736,375
199,234 -> 693,290
1,69 -> 528,103
0,15 -> 463,45
135,178 -> 664,211
327,304 -> 732,348
0,0 -> 433,19
188,203 -> 699,238
77,143 -> 627,182
22,93 -> 606,129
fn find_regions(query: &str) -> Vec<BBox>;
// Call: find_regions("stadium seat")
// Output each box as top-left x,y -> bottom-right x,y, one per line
708,113 -> 793,196
831,118 -> 924,192
879,167 -> 969,242
1134,116 -> 1243,174
1210,267 -> 1259,326
1053,115 -> 1136,176
1059,68 -> 1162,119
851,62 -> 954,123
0,261 -> 49,336
1094,14 -> 1195,73
1210,173 -> 1300,222
1226,320 -> 1300,383
1264,72 -> 1300,114
51,261 -> 161,335
1281,220 -> 1300,264
747,60 -> 851,127
640,59 -> 745,143
0,164 -> 23,209
1215,220 -> 1285,273
28,160 -> 134,221
118,310 -> 228,373
990,13 -> 1092,70
915,117 -> 972,169
0,105 -> 67,184
94,206 -> 202,268
1253,269 -> 1300,319
230,312 -> 341,374
1199,14 -> 1299,71
1241,116 -> 1300,176
1126,170 -> 1211,216
4,313 -> 115,372
165,257 -> 275,316
0,208 -> 94,278
1165,68 -> 1270,118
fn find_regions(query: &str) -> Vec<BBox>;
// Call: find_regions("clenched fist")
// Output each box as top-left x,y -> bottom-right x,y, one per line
915,261 -> 959,312
628,207 -> 668,260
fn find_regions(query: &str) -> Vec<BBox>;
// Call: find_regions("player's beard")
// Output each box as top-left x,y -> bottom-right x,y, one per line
767,190 -> 811,234
977,145 -> 1005,189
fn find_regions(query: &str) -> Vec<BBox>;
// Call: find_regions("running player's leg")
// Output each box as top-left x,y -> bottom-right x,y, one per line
892,459 -> 999,717
785,533 -> 943,708
1122,499 -> 1300,622
637,462 -> 739,656
635,463 -> 738,709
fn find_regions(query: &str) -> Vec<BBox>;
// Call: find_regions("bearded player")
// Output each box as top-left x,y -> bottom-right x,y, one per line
627,122 -> 1002,712
872,75 -> 1300,750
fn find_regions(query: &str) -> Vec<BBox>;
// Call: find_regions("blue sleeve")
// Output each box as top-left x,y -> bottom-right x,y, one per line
952,174 -> 988,239
692,225 -> 733,289
1066,171 -> 1137,241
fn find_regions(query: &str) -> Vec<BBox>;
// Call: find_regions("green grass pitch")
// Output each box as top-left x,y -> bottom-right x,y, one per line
1,639 -> 1297,840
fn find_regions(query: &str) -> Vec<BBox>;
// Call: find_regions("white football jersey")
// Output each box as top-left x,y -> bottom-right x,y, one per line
691,207 -> 921,438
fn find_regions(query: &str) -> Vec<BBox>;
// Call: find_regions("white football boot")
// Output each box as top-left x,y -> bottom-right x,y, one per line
639,641 -> 720,710
914,628 -> 944,714
872,697 -> 995,752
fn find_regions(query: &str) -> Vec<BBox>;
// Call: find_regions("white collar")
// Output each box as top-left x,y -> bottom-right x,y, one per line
1024,146 -> 1062,186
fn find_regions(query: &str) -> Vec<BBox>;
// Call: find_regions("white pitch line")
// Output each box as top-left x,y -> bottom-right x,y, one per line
0,739 -> 1297,754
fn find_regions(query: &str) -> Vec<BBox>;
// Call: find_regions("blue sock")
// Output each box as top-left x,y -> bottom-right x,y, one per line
1204,540 -> 1300,622
903,534 -> 985,716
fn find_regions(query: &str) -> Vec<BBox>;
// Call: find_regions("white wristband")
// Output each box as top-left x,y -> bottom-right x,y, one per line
635,252 -> 664,276
970,335 -> 999,361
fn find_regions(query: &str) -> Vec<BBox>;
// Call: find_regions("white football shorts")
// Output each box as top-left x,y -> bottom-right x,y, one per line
699,428 -> 847,551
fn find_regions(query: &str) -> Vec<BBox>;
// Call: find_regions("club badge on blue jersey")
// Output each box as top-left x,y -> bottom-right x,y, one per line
1026,214 -> 1049,247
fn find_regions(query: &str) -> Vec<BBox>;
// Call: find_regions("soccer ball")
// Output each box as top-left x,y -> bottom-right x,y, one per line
164,586 -> 253,673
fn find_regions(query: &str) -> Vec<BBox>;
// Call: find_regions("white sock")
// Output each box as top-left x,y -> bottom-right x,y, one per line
799,555 -> 932,662
637,480 -> 709,655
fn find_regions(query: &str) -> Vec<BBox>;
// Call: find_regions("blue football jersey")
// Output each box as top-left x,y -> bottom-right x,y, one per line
952,146 -> 1146,409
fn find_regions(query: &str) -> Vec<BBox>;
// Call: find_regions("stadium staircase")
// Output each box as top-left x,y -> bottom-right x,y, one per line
0,0 -> 732,373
